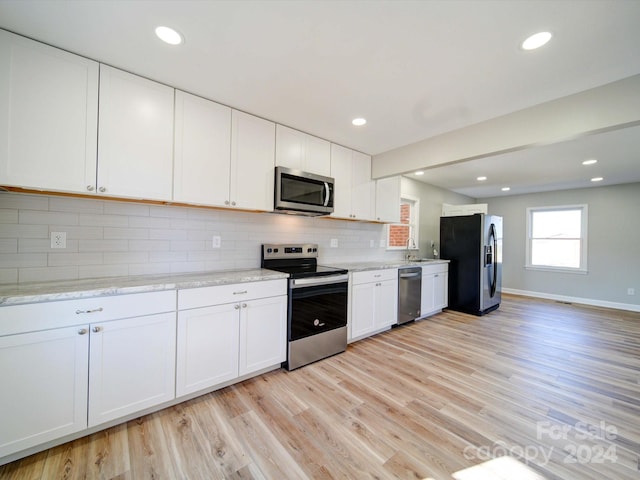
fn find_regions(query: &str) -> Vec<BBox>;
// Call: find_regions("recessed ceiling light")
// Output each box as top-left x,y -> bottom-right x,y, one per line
591,177 -> 604,182
501,187 -> 511,192
414,171 -> 424,176
352,118 -> 367,126
582,159 -> 598,165
477,176 -> 487,181
521,31 -> 552,50
155,26 -> 183,45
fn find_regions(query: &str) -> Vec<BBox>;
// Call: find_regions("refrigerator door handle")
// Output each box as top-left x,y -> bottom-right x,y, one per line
488,223 -> 498,297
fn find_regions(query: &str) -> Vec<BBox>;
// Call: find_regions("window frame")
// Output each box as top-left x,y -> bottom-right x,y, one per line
386,195 -> 420,251
525,204 -> 588,274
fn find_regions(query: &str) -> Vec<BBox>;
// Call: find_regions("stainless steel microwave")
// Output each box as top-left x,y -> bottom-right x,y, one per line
274,166 -> 334,216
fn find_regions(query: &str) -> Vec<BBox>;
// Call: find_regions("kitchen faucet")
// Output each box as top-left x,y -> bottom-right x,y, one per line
405,237 -> 417,262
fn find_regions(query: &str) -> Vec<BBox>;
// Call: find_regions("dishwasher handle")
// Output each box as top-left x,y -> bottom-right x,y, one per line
399,271 -> 422,279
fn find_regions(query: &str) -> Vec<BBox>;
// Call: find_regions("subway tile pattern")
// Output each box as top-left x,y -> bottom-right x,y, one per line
0,192 -> 401,284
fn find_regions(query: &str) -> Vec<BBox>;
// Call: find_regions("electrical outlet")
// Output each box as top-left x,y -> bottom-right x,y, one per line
379,239 -> 386,248
628,288 -> 635,296
330,238 -> 339,248
370,239 -> 375,248
212,236 -> 221,248
51,232 -> 66,249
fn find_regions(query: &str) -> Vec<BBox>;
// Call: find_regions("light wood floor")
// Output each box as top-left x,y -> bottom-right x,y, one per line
2,294 -> 639,479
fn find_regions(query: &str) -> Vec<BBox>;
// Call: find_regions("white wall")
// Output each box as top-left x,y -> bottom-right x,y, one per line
0,192 -> 406,284
485,182 -> 640,311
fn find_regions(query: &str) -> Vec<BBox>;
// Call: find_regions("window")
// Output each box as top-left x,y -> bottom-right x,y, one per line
387,196 -> 419,250
526,205 -> 588,273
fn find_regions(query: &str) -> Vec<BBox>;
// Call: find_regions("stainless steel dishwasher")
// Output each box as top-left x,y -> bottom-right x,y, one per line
397,266 -> 422,325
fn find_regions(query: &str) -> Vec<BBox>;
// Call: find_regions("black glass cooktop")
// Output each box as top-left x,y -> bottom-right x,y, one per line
268,264 -> 348,279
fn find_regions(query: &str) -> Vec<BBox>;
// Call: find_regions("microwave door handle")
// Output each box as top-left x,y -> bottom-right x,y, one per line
323,182 -> 330,207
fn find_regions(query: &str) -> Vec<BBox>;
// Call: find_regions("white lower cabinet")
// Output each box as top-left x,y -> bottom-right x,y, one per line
176,279 -> 287,397
88,312 -> 176,427
176,303 -> 240,397
349,269 -> 398,341
421,263 -> 449,317
0,290 -> 176,461
239,295 -> 287,376
0,325 -> 89,458
0,279 -> 287,464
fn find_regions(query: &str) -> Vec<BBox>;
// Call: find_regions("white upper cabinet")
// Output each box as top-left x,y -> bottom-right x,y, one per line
97,65 -> 174,201
275,124 -> 331,176
330,144 -> 375,221
173,95 -> 275,211
230,110 -> 276,211
0,30 -> 99,193
375,176 -> 401,223
173,90 -> 232,206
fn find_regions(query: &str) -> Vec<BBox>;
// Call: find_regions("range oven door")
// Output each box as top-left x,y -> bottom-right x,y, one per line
289,275 -> 348,341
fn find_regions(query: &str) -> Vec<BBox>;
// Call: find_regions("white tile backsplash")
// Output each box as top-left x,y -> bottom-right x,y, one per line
0,192 -> 403,284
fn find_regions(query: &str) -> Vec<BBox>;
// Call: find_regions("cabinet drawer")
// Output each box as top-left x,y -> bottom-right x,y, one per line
421,264 -> 448,275
352,268 -> 397,285
0,290 -> 176,336
178,279 -> 287,310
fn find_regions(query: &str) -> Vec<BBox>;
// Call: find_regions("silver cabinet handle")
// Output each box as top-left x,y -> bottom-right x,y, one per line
242,303 -> 247,308
86,185 -> 95,192
76,307 -> 103,315
92,326 -> 102,333
233,290 -> 247,295
234,304 -> 240,310
99,186 -> 106,193
225,200 -> 230,205
231,201 -> 236,206
78,328 -> 88,335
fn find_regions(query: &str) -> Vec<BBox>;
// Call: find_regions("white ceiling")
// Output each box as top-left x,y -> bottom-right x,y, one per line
1,0 -> 639,198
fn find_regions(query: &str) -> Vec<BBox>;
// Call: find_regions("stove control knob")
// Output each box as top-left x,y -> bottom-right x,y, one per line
267,248 -> 272,253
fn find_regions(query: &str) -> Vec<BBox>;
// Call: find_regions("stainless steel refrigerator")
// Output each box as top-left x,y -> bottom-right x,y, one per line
440,213 -> 502,315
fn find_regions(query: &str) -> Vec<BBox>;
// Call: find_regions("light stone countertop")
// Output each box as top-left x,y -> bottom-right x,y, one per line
0,269 -> 289,306
0,260 -> 450,306
332,259 -> 449,273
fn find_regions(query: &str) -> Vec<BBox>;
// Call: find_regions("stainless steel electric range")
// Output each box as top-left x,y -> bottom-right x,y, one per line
261,244 -> 348,370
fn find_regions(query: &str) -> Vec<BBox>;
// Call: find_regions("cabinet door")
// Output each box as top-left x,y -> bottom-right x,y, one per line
350,151 -> 375,221
375,279 -> 398,328
350,282 -> 376,339
275,124 -> 305,170
330,143 -> 353,219
0,30 -> 98,193
88,312 -> 176,427
305,134 -> 331,177
0,325 -> 89,458
97,65 -> 174,201
231,110 -> 276,211
176,303 -> 240,397
421,273 -> 436,316
239,295 -> 287,376
173,90 -> 231,206
434,272 -> 448,310
375,176 -> 401,223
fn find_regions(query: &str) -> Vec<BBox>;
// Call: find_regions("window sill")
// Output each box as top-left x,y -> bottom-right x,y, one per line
525,265 -> 588,275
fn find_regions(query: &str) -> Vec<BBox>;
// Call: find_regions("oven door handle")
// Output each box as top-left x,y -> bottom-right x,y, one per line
291,274 -> 349,288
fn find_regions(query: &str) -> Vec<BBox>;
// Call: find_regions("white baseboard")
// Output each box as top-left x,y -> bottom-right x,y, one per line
502,288 -> 640,313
